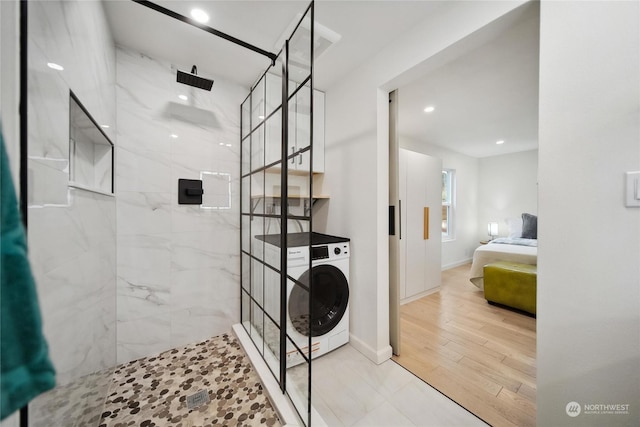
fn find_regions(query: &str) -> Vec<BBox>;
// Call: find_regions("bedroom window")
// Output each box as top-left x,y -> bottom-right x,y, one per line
442,169 -> 455,239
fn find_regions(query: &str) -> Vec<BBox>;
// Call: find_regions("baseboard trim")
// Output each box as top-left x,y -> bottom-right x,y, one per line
348,333 -> 393,365
442,258 -> 473,271
400,286 -> 440,305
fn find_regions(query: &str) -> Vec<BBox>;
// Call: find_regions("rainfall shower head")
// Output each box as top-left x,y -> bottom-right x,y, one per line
177,65 -> 214,91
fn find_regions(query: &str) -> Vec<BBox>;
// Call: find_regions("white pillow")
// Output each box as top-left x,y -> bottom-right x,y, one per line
505,217 -> 523,238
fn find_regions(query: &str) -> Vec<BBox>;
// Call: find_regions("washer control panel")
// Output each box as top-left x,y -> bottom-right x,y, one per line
311,242 -> 349,261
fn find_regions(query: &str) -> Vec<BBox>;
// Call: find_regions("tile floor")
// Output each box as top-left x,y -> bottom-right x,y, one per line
99,334 -> 280,427
27,332 -> 488,427
311,344 -> 488,427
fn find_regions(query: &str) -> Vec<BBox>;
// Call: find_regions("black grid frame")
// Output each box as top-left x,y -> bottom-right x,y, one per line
239,2 -> 315,425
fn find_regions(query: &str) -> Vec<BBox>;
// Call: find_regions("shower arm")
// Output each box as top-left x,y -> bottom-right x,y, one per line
131,0 -> 278,65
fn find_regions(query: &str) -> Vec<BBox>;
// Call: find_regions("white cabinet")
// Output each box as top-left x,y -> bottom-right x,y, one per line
262,74 -> 325,174
399,149 -> 442,302
312,90 -> 325,173
288,88 -> 325,174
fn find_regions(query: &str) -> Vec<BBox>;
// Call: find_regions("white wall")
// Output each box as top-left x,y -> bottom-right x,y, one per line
0,0 -> 20,185
25,1 -> 118,425
400,139 -> 480,269
115,47 -> 246,363
478,149 -> 538,240
0,1 -> 22,425
321,0 -> 527,362
537,1 -> 640,425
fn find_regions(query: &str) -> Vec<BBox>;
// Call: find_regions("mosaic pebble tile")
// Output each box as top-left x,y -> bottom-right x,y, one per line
29,366 -> 114,426
99,334 -> 281,427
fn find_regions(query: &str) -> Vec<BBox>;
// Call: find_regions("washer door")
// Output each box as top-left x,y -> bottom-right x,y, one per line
289,264 -> 349,337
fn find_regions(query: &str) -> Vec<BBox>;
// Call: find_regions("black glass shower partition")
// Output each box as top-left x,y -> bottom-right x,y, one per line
240,2 -> 314,425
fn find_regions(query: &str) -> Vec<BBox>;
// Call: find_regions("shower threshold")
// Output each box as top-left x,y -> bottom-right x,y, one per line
232,324 -> 328,427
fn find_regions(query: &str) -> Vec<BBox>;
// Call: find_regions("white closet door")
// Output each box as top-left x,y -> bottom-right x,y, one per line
399,149 -> 408,300
400,149 -> 442,300
405,150 -> 428,298
422,154 -> 442,293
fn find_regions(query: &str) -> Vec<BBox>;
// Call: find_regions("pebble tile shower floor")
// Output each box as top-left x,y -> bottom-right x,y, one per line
99,334 -> 281,427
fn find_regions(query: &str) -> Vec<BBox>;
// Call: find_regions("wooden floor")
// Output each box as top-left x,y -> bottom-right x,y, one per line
393,263 -> 536,427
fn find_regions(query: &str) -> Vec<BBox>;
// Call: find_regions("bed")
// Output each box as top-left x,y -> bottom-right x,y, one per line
469,237 -> 537,289
470,213 -> 538,289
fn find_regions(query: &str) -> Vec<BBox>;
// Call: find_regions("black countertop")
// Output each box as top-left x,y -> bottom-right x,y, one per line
255,232 -> 350,248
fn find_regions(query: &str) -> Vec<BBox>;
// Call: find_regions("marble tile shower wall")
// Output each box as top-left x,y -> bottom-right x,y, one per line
26,0 -> 117,425
115,47 -> 246,364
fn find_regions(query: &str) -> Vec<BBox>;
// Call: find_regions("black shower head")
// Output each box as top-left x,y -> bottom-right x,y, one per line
177,65 -> 214,91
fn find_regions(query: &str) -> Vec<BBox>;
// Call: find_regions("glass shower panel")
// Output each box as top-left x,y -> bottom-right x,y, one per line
262,224 -> 281,271
265,70 -> 282,117
251,125 -> 265,172
287,17 -> 312,94
286,334 -> 310,417
251,215 -> 265,262
251,76 -> 266,130
251,299 -> 265,355
241,215 -> 251,253
287,82 -> 312,173
242,289 -> 251,329
264,266 -> 281,323
263,316 -> 281,380
241,97 -> 251,139
263,264 -> 281,379
287,218 -> 310,234
242,253 -> 251,294
287,93 -> 297,168
252,256 -> 265,300
241,176 -> 250,214
294,83 -> 312,153
251,258 -> 265,352
285,5 -> 313,425
239,3 -> 313,426
265,110 -> 282,167
263,165 -> 281,272
251,171 -> 265,262
241,136 -> 250,177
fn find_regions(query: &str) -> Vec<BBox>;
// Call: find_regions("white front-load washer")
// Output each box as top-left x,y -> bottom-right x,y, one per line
261,232 -> 350,366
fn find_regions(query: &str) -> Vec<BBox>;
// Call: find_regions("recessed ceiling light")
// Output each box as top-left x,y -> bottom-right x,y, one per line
219,142 -> 225,146
190,8 -> 209,24
101,124 -> 110,129
496,140 -> 505,145
178,94 -> 188,101
226,143 -> 232,147
171,134 -> 178,138
258,115 -> 265,120
47,62 -> 64,71
423,106 -> 435,113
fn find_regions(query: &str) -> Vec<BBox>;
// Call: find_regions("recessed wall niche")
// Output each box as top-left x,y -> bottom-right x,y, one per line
69,92 -> 114,195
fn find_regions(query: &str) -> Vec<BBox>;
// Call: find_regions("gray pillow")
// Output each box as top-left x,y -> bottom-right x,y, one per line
521,213 -> 537,239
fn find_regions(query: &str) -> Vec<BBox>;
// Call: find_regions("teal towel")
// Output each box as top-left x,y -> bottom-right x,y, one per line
0,130 -> 55,420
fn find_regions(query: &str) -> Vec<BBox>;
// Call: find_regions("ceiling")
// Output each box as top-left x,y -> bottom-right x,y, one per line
102,0 -> 444,91
103,0 -> 540,159
397,3 -> 540,158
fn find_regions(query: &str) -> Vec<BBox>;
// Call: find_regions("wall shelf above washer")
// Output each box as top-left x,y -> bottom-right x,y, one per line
249,194 -> 328,215
250,194 -> 329,200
